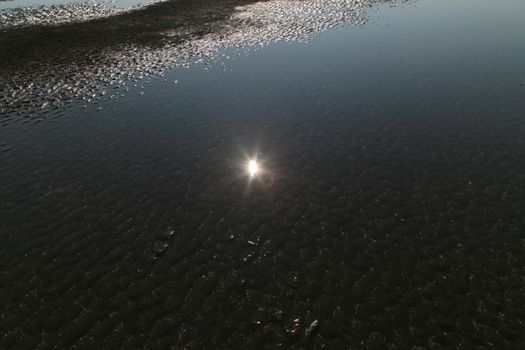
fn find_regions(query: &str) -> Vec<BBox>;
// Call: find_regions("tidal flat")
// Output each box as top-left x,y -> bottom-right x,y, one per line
1,0 -> 525,348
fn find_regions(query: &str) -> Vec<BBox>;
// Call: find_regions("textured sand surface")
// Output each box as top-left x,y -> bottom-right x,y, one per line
1,0 -> 406,115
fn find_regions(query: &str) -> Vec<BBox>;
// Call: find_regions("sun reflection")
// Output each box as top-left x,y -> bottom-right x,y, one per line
248,159 -> 259,177
239,150 -> 277,196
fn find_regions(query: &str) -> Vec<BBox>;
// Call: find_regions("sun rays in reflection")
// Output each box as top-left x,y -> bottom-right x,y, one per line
238,147 -> 281,199
247,159 -> 259,177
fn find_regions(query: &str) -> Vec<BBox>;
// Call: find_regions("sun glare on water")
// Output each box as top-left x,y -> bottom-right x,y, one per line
248,160 -> 258,176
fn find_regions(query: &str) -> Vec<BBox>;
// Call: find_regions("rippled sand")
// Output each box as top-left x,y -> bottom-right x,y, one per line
0,0 -> 406,116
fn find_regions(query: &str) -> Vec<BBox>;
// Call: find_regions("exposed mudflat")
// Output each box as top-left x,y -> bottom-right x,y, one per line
1,0 -> 525,348
0,0 -> 168,27
0,0 -> 406,116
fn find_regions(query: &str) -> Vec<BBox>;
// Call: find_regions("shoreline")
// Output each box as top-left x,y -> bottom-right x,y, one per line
0,0 -> 393,116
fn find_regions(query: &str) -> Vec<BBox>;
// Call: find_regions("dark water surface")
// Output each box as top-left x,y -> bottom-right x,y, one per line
2,0 -> 525,348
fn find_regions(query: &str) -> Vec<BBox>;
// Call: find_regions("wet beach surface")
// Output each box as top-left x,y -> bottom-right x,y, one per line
1,0 -> 525,348
0,0 -> 388,113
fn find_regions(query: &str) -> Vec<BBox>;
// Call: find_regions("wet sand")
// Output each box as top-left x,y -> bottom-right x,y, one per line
1,0 -> 397,114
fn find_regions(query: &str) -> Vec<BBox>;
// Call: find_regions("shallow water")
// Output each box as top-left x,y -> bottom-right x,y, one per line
1,0 -> 525,348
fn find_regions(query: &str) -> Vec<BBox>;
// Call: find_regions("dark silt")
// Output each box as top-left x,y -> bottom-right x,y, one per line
1,0 -> 525,348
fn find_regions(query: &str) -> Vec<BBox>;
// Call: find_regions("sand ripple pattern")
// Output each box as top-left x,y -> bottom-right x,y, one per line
0,0 -> 406,116
1,95 -> 524,348
0,0 -> 167,29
